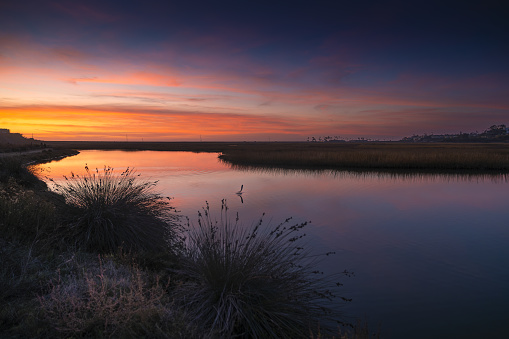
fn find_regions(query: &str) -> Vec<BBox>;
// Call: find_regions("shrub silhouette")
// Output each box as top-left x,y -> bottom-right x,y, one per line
175,201 -> 349,338
49,166 -> 180,253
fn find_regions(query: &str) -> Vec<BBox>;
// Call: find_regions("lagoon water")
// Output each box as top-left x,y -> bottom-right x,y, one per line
40,150 -> 509,338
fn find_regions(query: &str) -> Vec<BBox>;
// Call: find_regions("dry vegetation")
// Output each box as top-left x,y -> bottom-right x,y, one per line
175,201 -> 352,338
48,166 -> 182,253
0,156 -> 375,338
218,143 -> 509,171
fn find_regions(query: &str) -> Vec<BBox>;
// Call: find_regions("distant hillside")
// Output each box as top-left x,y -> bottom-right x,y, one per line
0,130 -> 43,150
0,132 -> 30,145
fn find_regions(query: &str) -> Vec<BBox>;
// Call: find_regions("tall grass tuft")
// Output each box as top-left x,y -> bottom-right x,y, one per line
49,165 -> 181,254
174,200 -> 350,338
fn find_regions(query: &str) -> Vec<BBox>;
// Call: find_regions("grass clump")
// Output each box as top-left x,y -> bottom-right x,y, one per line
49,165 -> 181,254
174,201 -> 350,338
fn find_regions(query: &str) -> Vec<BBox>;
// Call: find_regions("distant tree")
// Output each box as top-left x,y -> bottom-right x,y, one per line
485,124 -> 507,136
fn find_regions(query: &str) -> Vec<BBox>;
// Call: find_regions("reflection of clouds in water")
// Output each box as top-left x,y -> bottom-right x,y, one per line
38,150 -> 224,178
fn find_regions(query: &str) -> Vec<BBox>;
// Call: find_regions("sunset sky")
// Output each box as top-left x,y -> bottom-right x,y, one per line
1,0 -> 508,141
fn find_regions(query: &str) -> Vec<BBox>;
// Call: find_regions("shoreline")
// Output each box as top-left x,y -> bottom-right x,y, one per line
45,141 -> 509,172
1,147 -> 369,338
0,148 -> 80,166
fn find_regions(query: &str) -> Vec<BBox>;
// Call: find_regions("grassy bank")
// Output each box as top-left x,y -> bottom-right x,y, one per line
0,148 -> 79,165
0,155 -> 373,338
46,140 -> 234,153
46,141 -> 509,171
218,142 -> 509,171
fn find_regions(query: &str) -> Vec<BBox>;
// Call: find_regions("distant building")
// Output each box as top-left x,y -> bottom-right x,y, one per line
0,128 -> 10,134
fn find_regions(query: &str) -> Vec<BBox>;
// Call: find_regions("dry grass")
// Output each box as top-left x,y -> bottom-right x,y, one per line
38,256 -> 176,338
174,201 -> 351,338
218,143 -> 509,171
48,166 -> 182,254
0,238 -> 196,338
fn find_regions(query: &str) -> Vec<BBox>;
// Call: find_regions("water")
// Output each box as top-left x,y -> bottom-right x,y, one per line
39,150 -> 509,338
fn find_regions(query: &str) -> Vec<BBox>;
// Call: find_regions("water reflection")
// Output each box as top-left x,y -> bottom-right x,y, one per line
37,150 -> 509,339
223,162 -> 509,183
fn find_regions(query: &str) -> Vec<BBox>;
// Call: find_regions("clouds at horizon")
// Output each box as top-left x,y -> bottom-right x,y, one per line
1,0 -> 508,141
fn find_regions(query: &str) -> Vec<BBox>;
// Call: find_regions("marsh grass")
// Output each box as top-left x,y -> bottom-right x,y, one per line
219,143 -> 509,171
175,200 -> 350,338
227,162 -> 509,184
48,166 -> 182,254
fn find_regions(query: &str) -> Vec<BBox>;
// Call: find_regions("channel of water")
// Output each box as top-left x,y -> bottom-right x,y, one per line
38,150 -> 509,338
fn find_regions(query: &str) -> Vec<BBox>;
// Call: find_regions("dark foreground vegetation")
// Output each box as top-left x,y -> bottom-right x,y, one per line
0,155 -> 375,338
47,141 -> 509,172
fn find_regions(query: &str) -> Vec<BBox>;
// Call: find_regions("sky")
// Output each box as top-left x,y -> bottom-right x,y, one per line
1,0 -> 508,141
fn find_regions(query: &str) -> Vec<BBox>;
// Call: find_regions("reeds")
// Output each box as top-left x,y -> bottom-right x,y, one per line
219,143 -> 509,171
174,201 -> 349,338
48,166 -> 181,254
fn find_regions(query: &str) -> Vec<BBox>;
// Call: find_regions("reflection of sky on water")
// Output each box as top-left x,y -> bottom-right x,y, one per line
40,150 -> 509,339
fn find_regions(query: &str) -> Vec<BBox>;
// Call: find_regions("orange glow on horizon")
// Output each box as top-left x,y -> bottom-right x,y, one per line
1,105 -> 335,141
